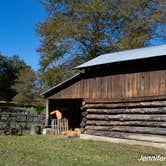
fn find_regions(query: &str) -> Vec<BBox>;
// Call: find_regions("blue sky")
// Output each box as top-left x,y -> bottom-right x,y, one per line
0,0 -> 47,71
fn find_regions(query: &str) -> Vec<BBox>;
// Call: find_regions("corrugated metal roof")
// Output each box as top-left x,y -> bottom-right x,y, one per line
75,44 -> 166,69
41,73 -> 81,96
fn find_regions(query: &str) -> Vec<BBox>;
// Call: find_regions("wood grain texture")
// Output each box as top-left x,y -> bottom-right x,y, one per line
86,114 -> 166,121
86,120 -> 166,127
86,107 -> 166,114
48,70 -> 166,100
85,126 -> 166,135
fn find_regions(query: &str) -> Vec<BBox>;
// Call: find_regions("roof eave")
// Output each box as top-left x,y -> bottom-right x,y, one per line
40,73 -> 82,97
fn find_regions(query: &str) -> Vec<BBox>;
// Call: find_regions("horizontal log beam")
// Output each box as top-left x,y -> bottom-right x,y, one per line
85,126 -> 166,135
82,101 -> 166,109
81,117 -> 87,122
84,130 -> 166,143
86,108 -> 166,114
86,114 -> 166,121
86,120 -> 166,127
81,111 -> 88,117
83,96 -> 166,104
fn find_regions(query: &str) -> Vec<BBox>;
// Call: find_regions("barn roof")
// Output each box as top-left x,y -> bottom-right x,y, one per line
75,44 -> 166,69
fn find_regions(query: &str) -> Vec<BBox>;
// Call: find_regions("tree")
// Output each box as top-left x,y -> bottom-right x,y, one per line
36,0 -> 166,88
0,54 -> 26,101
12,67 -> 37,105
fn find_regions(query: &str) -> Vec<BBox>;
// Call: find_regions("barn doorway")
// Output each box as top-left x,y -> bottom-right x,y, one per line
49,99 -> 82,130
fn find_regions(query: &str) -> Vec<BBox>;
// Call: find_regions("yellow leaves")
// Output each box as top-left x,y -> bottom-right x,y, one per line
152,10 -> 160,20
77,0 -> 108,15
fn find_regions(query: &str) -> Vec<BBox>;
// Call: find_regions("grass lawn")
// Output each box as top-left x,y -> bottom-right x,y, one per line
0,135 -> 166,166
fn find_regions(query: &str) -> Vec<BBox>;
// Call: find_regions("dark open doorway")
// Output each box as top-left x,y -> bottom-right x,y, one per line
49,99 -> 82,130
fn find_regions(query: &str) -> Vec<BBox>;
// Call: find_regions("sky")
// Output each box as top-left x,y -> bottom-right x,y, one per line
0,0 -> 47,71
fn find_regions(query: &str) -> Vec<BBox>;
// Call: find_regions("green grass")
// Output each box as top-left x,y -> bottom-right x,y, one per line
0,135 -> 166,166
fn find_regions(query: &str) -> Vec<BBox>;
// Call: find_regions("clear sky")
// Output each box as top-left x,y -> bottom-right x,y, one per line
0,0 -> 47,71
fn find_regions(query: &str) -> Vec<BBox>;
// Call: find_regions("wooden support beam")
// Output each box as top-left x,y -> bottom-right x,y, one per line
45,99 -> 50,127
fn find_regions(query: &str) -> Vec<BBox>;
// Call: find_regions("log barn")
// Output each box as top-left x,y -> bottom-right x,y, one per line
42,44 -> 166,142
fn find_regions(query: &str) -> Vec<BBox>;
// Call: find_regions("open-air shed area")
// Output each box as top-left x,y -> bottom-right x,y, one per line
42,44 -> 166,143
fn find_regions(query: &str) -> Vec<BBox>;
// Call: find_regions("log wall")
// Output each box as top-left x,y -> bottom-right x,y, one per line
81,100 -> 166,141
49,69 -> 166,100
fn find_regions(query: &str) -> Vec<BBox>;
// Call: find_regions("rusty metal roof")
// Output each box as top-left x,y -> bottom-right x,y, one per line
75,44 -> 166,69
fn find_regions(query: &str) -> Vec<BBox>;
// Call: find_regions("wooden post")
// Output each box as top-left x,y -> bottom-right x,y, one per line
45,99 -> 50,127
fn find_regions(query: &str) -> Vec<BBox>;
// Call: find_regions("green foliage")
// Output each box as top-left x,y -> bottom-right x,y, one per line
37,0 -> 165,88
0,54 -> 26,101
34,105 -> 45,114
0,54 -> 44,108
12,67 -> 37,105
12,67 -> 44,108
39,56 -> 83,88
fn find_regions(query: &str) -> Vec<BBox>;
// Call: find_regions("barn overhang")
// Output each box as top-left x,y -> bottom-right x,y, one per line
41,73 -> 83,99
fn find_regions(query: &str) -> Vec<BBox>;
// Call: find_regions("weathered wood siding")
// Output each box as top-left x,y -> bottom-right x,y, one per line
48,69 -> 166,100
81,100 -> 166,141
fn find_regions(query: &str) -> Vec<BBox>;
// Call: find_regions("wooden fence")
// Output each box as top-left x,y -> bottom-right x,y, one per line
0,112 -> 45,129
51,118 -> 69,135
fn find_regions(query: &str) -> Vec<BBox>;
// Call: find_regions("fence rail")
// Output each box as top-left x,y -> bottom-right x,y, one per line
51,119 -> 69,135
0,112 -> 45,129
